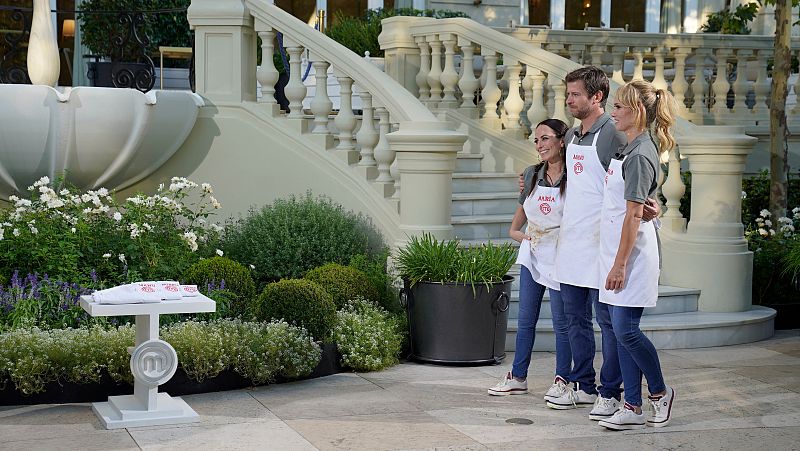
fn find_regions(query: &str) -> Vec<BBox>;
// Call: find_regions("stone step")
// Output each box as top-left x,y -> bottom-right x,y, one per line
451,192 -> 519,216
455,153 -> 483,173
505,306 -> 776,352
506,284 -> 701,320
452,172 -> 519,193
452,214 -> 513,240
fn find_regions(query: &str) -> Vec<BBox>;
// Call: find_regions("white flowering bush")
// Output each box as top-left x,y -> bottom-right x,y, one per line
0,319 -> 321,395
0,176 -> 223,286
745,207 -> 800,305
333,297 -> 403,372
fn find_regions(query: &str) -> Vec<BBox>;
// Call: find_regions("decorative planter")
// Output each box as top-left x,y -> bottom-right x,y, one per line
402,276 -> 512,365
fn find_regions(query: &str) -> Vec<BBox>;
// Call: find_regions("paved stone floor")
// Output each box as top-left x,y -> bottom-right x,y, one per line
1,330 -> 799,450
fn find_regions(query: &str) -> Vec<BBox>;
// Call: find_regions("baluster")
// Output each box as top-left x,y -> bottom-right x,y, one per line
521,68 -> 533,133
309,57 -> 332,134
551,78 -> 568,124
502,58 -> 524,132
415,37 -> 431,103
752,49 -> 772,117
691,49 -> 710,115
671,48 -> 690,112
283,40 -> 307,119
480,52 -> 501,121
255,26 -> 278,106
334,73 -> 357,157
457,38 -> 479,109
631,47 -> 646,81
526,68 -> 548,132
590,45 -> 606,69
568,44 -> 584,64
439,34 -> 459,107
373,107 -> 395,194
732,49 -> 752,116
389,122 -> 401,206
356,91 -> 379,175
611,46 -> 627,85
661,146 -> 686,232
711,48 -> 732,115
651,47 -> 668,91
427,36 -> 443,106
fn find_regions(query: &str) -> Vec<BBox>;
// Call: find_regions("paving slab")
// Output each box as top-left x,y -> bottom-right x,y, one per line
129,419 -> 317,450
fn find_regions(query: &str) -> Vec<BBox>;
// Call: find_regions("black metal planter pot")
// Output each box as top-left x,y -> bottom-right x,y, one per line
401,276 -> 512,365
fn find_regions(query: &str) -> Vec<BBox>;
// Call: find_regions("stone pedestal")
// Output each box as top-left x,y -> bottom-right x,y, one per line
388,121 -> 467,244
660,126 -> 757,313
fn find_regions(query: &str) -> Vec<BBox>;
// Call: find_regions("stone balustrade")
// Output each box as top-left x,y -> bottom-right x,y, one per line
188,0 -> 466,243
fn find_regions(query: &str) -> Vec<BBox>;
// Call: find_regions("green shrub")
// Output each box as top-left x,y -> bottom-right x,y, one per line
304,263 -> 379,310
701,2 -> 759,34
746,207 -> 800,305
349,253 -> 402,315
183,256 -> 255,315
326,7 -> 470,58
0,325 -> 134,394
255,279 -> 337,341
333,297 -> 403,372
222,193 -> 386,286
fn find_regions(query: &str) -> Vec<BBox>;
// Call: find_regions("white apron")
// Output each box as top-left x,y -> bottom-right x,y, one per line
553,131 -> 606,289
515,184 -> 563,290
598,156 -> 660,307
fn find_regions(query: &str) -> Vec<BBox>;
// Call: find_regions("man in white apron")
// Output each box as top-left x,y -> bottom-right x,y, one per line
544,67 -> 659,421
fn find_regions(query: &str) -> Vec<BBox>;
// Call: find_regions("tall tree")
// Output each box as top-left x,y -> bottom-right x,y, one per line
767,0 -> 793,218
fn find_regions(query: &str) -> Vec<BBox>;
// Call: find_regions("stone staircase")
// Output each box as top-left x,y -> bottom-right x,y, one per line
450,152 -> 775,351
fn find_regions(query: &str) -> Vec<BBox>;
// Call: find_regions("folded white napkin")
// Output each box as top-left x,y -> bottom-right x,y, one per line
160,281 -> 182,300
92,282 -> 164,304
180,285 -> 199,297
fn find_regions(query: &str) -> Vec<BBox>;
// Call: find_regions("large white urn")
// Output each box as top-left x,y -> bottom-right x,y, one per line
0,85 -> 203,196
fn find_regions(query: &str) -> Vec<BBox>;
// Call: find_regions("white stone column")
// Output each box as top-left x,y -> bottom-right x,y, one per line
457,38 -> 480,110
611,46 -> 627,85
388,122 -> 468,242
426,36 -> 443,106
671,48 -> 691,113
710,48 -> 731,115
255,25 -> 278,107
660,126 -> 757,313
502,58 -> 524,133
731,49 -> 752,117
310,58 -> 332,133
284,40 -> 307,119
28,0 -> 60,86
550,0 -> 566,29
187,0 -> 257,103
439,34 -> 459,108
480,52 -> 501,122
379,16 -> 426,96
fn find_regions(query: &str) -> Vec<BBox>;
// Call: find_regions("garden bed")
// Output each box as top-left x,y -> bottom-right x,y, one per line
0,343 -> 343,406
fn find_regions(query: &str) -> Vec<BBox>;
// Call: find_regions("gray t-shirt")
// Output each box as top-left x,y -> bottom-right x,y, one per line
566,113 -> 627,172
518,163 -> 565,204
619,133 -> 660,204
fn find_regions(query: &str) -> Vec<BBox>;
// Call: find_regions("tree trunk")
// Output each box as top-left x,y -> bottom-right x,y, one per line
769,0 -> 791,219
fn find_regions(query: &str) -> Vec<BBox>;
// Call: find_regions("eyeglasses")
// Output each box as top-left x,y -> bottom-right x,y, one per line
533,135 -> 559,144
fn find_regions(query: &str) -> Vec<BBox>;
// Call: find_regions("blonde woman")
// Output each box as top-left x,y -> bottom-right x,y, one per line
597,80 -> 677,430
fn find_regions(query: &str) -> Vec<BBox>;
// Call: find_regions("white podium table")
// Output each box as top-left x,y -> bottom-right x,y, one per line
80,295 -> 216,429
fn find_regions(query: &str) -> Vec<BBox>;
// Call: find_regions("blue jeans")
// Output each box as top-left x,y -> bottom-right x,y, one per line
608,304 -> 666,407
560,284 -> 623,399
511,266 -> 572,379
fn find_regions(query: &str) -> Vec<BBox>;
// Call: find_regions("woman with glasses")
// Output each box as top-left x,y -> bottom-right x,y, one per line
488,118 -> 574,403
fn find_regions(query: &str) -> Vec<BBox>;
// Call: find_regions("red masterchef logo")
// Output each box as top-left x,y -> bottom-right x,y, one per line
539,202 -> 551,215
574,162 -> 583,174
605,168 -> 614,184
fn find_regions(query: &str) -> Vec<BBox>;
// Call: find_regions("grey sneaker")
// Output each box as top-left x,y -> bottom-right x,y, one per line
647,386 -> 675,427
589,395 -> 620,420
487,371 -> 528,396
545,385 -> 597,410
543,376 -> 569,402
598,403 -> 646,430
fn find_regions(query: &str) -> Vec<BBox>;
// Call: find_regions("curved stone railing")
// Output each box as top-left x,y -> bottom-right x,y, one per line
380,16 -> 758,313
188,0 -> 466,243
499,26 -> 800,131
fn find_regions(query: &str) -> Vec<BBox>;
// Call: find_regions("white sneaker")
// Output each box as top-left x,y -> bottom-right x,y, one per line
545,385 -> 597,410
543,375 -> 569,402
598,403 -> 646,430
647,386 -> 675,427
589,395 -> 620,421
487,371 -> 528,396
